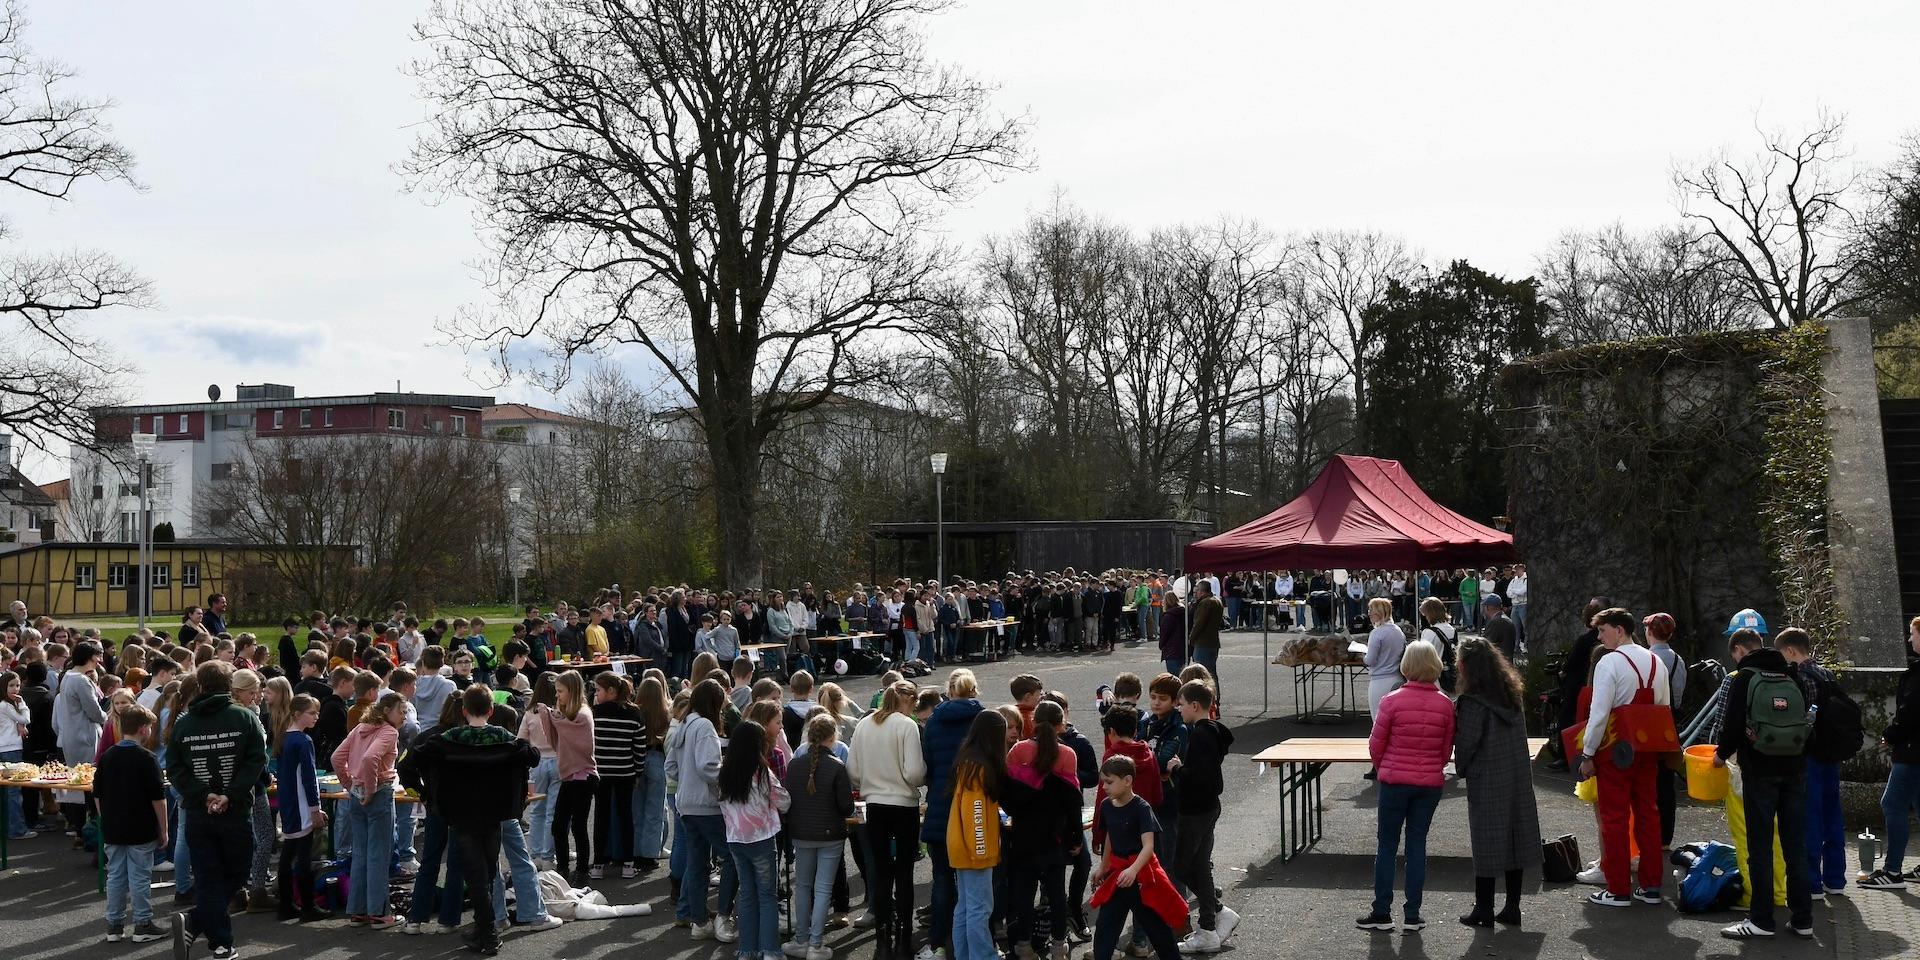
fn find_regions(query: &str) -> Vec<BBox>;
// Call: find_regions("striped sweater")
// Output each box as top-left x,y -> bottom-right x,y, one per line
590,700 -> 647,779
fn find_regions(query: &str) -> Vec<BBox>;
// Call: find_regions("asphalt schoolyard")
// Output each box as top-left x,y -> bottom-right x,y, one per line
1,625 -> 1911,960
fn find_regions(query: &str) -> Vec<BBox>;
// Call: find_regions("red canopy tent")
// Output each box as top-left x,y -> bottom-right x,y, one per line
1182,454 -> 1517,572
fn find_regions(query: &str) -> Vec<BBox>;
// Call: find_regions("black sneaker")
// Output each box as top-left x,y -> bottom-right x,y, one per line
1585,891 -> 1632,909
1632,888 -> 1663,905
1403,916 -> 1426,932
1355,913 -> 1395,931
170,912 -> 200,960
1790,922 -> 1814,939
211,946 -> 240,960
130,922 -> 166,943
1860,869 -> 1907,890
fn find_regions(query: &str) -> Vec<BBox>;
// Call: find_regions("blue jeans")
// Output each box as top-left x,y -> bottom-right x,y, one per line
106,840 -> 158,925
409,814 -> 463,927
1881,762 -> 1920,872
730,836 -> 779,956
953,867 -> 996,960
1742,771 -> 1812,931
1225,597 -> 1241,629
0,749 -> 26,837
1372,783 -> 1442,919
344,786 -> 395,916
1164,657 -> 1185,679
928,844 -> 956,952
492,817 -> 549,922
1805,759 -> 1847,890
1511,604 -> 1527,648
527,756 -> 559,861
633,749 -> 667,859
904,629 -> 921,663
394,806 -> 417,864
170,787 -> 195,894
677,813 -> 736,923
791,841 -> 843,945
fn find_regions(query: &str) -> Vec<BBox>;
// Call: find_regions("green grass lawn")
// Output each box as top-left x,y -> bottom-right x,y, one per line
67,602 -> 530,634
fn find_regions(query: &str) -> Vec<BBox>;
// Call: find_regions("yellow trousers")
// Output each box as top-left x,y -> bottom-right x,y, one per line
1724,785 -> 1788,908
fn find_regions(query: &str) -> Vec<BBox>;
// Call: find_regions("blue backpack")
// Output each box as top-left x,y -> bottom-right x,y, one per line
1672,841 -> 1743,913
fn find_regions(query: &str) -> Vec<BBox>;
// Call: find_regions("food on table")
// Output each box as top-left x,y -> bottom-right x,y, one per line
2,762 -> 37,782
37,761 -> 71,782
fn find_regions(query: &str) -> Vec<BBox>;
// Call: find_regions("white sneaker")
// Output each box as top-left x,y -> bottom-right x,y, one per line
716,916 -> 739,943
397,859 -> 421,874
1177,929 -> 1221,954
914,947 -> 938,960
806,947 -> 832,960
1576,861 -> 1606,885
153,861 -> 174,874
782,940 -> 812,959
517,914 -> 564,932
1214,907 -> 1240,944
401,922 -> 426,935
690,920 -> 715,940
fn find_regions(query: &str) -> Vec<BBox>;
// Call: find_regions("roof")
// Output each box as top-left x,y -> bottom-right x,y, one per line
0,540 -> 349,554
1182,455 -> 1517,571
483,403 -> 588,426
2,468 -> 53,507
94,392 -> 496,416
34,477 -> 68,502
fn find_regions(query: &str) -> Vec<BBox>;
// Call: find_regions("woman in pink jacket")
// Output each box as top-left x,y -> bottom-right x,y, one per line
1358,640 -> 1455,933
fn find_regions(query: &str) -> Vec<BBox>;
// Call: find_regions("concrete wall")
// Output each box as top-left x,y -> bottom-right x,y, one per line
1823,315 -> 1907,667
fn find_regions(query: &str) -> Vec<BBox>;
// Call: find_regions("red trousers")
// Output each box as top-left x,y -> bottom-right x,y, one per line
1596,750 -> 1663,894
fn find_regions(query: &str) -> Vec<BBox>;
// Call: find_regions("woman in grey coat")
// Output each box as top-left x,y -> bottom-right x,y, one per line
53,641 -> 106,835
1452,637 -> 1542,928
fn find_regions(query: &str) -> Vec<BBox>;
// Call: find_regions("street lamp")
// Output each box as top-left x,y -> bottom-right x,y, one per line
130,432 -> 156,630
929,453 -> 947,588
507,486 -> 523,610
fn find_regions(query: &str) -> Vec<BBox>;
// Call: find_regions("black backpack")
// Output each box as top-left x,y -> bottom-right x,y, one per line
1807,674 -> 1865,763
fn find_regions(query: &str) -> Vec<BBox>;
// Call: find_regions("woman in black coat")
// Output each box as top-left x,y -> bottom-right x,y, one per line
1454,638 -> 1542,927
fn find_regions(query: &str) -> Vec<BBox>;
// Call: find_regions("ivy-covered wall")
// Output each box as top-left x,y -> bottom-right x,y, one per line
1500,327 -> 1833,665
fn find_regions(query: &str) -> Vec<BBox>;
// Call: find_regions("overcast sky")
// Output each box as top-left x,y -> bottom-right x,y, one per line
11,0 -> 1920,480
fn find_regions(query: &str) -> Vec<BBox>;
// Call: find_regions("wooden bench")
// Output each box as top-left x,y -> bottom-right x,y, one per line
1251,736 -> 1549,862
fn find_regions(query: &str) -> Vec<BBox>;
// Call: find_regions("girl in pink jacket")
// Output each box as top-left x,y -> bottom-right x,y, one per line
1359,640 -> 1455,933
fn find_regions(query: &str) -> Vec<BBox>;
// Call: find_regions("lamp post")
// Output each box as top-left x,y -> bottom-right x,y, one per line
930,453 -> 948,587
507,485 -> 523,610
131,432 -> 156,630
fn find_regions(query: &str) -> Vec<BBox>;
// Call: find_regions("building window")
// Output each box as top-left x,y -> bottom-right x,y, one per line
178,414 -> 189,433
119,511 -> 138,541
91,484 -> 103,500
272,409 -> 284,430
118,483 -> 136,497
451,414 -> 466,436
210,508 -> 236,528
299,408 -> 312,428
211,462 -> 233,481
108,563 -> 128,588
150,565 -> 169,588
323,407 -> 333,427
75,563 -> 95,589
182,562 -> 200,587
387,408 -> 406,430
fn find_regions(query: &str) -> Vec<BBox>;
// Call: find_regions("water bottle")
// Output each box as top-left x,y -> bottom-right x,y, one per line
1858,830 -> 1879,880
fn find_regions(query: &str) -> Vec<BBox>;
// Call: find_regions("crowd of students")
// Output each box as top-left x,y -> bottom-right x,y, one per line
0,589 -> 1247,960
1354,594 -> 1920,942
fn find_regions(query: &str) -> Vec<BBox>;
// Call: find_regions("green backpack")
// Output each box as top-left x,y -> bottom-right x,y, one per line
1743,669 -> 1811,757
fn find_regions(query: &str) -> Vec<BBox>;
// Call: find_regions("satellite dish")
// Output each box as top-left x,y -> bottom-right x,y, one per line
207,384 -> 222,402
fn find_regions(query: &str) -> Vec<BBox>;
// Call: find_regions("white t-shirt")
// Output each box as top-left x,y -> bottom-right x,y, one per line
1508,576 -> 1529,604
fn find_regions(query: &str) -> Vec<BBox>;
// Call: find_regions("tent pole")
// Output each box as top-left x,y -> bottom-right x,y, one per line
1262,592 -> 1269,715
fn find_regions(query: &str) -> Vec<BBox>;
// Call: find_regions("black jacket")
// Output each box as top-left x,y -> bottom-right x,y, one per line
399,723 -> 537,827
313,693 -> 348,772
1002,765 -> 1084,861
1061,723 -> 1099,790
781,750 -> 854,842
1885,654 -> 1920,764
22,679 -> 55,761
1716,648 -> 1815,778
1176,718 -> 1234,815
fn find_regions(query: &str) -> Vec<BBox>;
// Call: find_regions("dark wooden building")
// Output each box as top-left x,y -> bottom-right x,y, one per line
867,520 -> 1212,582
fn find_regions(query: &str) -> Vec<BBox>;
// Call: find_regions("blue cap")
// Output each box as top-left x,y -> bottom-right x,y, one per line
1480,593 -> 1504,608
1724,608 -> 1768,636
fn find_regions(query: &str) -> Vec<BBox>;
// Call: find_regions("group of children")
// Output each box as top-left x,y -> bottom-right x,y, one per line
0,601 -> 1251,960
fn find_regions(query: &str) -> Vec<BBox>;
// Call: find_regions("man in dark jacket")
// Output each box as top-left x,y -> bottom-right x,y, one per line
401,684 -> 538,956
21,660 -> 57,825
1480,595 -> 1518,659
165,661 -> 268,960
1713,633 -> 1815,939
1188,581 -> 1226,698
919,675 -> 984,957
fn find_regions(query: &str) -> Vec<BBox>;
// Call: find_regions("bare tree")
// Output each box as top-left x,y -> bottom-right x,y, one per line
406,0 -> 1024,587
1674,111 -> 1863,328
1538,223 -> 1755,344
0,2 -> 150,456
201,434 -> 501,614
1268,280 -> 1353,496
1295,230 -> 1418,449
57,452 -> 115,541
1161,220 -> 1286,527
1088,246 -> 1200,514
